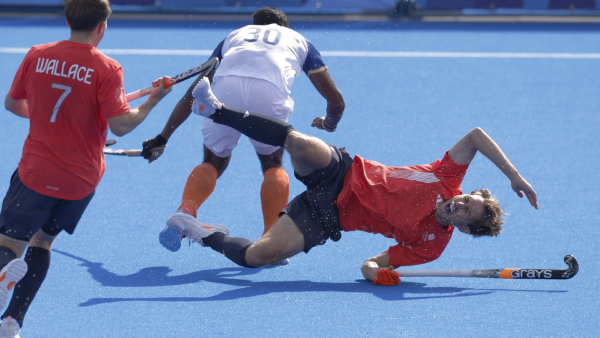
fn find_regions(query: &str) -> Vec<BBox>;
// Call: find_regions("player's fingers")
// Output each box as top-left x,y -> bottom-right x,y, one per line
527,193 -> 539,209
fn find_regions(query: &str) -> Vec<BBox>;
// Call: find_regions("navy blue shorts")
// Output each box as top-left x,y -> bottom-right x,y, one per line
0,170 -> 95,241
280,145 -> 353,253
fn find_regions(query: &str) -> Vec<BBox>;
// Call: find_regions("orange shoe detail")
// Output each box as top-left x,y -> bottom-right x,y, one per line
0,272 -> 5,282
201,226 -> 212,230
7,282 -> 16,290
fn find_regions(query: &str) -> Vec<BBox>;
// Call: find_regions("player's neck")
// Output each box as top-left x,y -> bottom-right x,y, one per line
68,32 -> 99,47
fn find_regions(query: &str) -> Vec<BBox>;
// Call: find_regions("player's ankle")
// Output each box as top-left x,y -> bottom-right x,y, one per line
177,205 -> 196,217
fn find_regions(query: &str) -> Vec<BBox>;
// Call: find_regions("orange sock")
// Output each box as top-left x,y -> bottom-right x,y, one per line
178,163 -> 219,218
260,168 -> 290,236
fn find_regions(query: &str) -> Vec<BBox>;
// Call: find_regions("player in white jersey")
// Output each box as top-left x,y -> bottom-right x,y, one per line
142,7 -> 345,256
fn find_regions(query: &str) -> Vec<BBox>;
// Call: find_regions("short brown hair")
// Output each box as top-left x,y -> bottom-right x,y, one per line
64,0 -> 111,32
253,7 -> 289,28
467,189 -> 505,237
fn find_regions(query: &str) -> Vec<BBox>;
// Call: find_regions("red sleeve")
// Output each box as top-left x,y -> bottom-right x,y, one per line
97,64 -> 130,119
434,151 -> 469,191
388,230 -> 452,268
8,48 -> 33,100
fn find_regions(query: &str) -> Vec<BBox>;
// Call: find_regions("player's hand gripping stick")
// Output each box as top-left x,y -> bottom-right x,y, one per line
141,134 -> 168,159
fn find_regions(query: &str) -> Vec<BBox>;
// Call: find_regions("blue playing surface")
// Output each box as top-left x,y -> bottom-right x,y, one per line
0,18 -> 598,337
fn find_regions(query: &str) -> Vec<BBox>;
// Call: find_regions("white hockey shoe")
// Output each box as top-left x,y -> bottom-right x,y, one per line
191,77 -> 222,117
0,259 -> 27,311
166,212 -> 229,247
0,317 -> 21,338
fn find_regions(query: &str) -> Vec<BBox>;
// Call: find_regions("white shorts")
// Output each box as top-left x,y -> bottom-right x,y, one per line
202,75 -> 294,157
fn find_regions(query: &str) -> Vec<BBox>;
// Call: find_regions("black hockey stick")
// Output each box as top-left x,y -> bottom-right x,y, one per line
125,56 -> 220,102
396,255 -> 578,280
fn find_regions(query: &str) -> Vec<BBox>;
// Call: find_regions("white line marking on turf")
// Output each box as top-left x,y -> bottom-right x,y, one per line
2,48 -> 600,59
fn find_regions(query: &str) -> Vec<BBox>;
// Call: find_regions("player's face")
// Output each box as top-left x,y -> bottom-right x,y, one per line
435,194 -> 486,228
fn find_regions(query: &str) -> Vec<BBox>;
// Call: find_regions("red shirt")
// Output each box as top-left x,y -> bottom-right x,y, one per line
336,151 -> 469,268
9,41 -> 129,200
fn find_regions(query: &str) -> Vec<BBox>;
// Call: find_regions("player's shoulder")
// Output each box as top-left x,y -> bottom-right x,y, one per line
89,48 -> 123,70
26,41 -> 61,56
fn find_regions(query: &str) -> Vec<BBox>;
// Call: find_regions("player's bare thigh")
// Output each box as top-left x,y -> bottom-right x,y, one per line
284,131 -> 332,177
245,214 -> 305,267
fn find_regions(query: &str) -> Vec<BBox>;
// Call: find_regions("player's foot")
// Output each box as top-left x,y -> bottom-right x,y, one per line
0,317 -> 20,338
191,77 -> 222,117
159,224 -> 185,252
166,212 -> 229,247
0,259 -> 27,310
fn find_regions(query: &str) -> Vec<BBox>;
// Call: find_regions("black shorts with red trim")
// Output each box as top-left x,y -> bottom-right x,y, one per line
280,144 -> 353,253
0,169 -> 95,241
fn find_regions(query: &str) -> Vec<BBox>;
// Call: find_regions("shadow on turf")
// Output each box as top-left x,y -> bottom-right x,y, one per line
53,249 -> 567,307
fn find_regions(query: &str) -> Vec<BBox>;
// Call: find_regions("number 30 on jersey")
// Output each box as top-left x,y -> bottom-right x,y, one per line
244,27 -> 282,46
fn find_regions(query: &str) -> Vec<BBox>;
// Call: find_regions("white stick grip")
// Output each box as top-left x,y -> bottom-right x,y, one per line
125,85 -> 154,102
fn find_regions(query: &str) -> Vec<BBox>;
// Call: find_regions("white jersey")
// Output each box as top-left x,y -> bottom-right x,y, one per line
211,24 -> 326,96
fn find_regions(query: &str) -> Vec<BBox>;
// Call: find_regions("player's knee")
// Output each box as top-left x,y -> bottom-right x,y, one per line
284,131 -> 315,154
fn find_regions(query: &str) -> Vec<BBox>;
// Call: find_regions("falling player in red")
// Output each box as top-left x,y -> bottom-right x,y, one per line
0,0 -> 171,334
164,78 -> 538,287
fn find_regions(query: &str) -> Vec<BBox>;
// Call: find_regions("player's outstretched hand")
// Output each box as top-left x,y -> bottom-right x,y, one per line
373,266 -> 401,286
511,175 -> 539,209
311,116 -> 336,132
149,76 -> 173,101
142,134 -> 167,163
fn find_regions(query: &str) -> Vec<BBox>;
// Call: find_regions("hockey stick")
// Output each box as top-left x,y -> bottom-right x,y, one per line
103,139 -> 159,157
125,56 -> 220,102
396,255 -> 578,280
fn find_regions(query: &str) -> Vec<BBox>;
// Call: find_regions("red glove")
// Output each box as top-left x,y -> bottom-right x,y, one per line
373,269 -> 401,286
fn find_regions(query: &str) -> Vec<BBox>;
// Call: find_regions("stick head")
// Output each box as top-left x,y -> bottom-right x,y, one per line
562,255 -> 579,279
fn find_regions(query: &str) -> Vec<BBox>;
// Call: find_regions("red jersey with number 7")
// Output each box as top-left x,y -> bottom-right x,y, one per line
9,41 -> 130,200
336,152 -> 469,268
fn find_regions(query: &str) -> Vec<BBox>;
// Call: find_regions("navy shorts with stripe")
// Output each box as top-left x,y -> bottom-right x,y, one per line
280,145 -> 353,253
0,169 -> 95,241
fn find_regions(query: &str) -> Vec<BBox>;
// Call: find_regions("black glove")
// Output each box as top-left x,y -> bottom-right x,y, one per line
141,134 -> 167,159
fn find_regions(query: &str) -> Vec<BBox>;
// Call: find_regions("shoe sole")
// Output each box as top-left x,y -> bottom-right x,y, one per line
159,227 -> 182,252
0,259 -> 28,310
267,258 -> 290,267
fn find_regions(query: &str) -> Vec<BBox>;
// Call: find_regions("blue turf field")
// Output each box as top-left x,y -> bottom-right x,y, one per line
0,18 -> 599,337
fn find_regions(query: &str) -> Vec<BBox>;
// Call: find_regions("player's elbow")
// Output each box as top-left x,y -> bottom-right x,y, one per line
107,122 -> 130,137
330,92 -> 345,111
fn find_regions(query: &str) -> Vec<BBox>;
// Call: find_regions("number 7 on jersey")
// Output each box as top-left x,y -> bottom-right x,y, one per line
50,83 -> 72,123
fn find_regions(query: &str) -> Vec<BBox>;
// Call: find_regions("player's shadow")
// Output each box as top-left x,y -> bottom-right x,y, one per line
53,249 -> 567,307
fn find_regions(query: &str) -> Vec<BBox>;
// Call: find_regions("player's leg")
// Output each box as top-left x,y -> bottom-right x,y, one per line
1,229 -> 56,330
256,148 -> 289,236
243,214 -> 304,266
178,146 -> 230,218
0,181 -> 93,333
171,213 -> 305,268
161,78 -> 244,252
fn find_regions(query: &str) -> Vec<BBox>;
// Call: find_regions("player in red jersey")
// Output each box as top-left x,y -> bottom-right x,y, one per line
165,78 -> 538,287
0,0 -> 171,335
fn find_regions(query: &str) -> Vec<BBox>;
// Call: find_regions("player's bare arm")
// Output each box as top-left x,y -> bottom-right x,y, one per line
449,127 -> 538,209
361,250 -> 392,282
107,76 -> 172,137
157,74 -> 205,142
308,70 -> 345,132
4,94 -> 29,119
